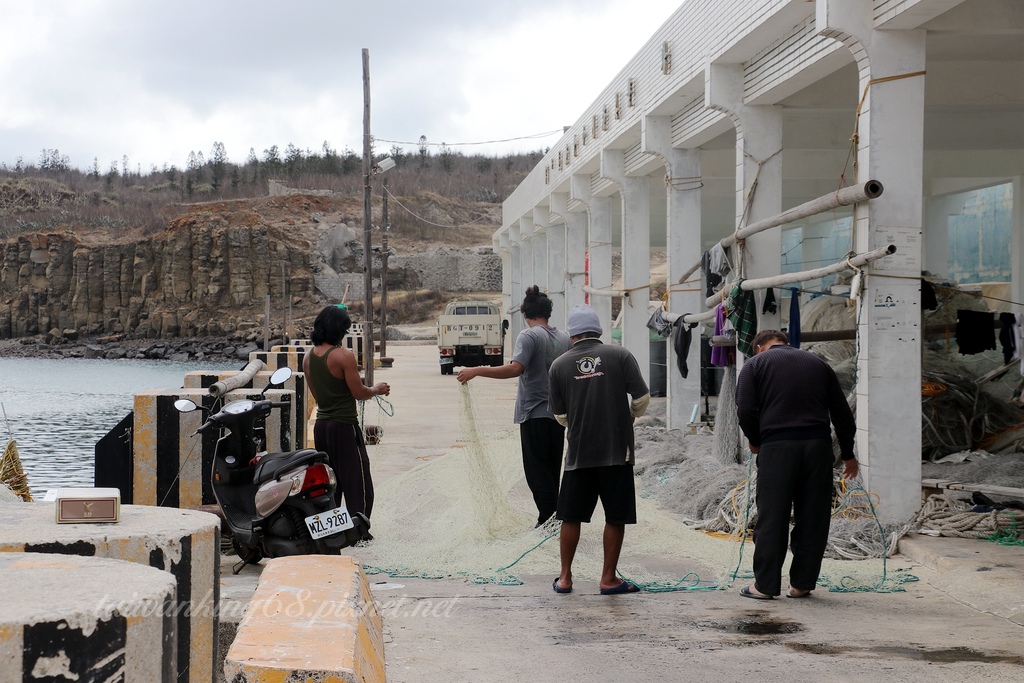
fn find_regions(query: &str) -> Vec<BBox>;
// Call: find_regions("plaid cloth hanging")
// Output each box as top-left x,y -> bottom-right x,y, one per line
726,280 -> 757,357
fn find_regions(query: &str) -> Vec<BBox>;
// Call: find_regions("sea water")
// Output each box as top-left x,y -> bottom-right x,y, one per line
0,356 -> 226,498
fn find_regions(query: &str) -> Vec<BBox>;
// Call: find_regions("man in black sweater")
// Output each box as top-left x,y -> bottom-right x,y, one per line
735,329 -> 858,600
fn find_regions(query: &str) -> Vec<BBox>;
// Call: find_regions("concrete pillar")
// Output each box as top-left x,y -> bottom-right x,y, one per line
533,207 -> 550,299
564,198 -> 589,317
643,115 -> 704,430
1013,177 -> 1023,308
550,192 -> 578,330
508,222 -> 524,343
0,504 -> 220,683
0,553 -> 178,683
924,194 -> 956,277
571,174 -> 614,339
601,149 -> 652,383
497,233 -> 513,354
707,62 -> 784,337
546,223 -> 568,329
819,0 -> 926,522
518,217 -> 535,300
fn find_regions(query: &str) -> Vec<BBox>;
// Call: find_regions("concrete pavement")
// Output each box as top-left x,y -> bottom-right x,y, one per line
220,343 -> 1024,682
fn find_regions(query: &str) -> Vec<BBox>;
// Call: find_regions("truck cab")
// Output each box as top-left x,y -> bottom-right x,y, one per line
436,301 -> 507,375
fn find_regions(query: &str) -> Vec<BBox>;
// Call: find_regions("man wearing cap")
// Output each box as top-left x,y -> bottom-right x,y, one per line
548,304 -> 650,595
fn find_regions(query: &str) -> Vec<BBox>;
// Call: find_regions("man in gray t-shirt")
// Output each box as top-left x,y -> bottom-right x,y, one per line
458,286 -> 570,525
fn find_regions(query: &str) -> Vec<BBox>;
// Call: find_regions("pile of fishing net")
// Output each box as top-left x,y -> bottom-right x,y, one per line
361,387 -> 900,592
921,349 -> 1024,460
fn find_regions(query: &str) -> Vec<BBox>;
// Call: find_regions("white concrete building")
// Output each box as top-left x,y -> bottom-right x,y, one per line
496,0 -> 1024,522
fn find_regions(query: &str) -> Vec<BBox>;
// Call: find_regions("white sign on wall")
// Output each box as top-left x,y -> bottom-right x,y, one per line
871,226 -> 921,276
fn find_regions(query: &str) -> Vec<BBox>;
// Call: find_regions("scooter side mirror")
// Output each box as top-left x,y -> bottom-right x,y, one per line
174,398 -> 199,413
267,367 -> 292,390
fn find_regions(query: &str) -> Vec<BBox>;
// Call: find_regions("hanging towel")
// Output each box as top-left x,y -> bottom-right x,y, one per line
726,281 -> 757,358
955,309 -> 996,355
788,287 -> 801,349
646,308 -> 673,338
671,316 -> 698,379
709,243 -> 731,277
710,304 -> 734,367
999,312 -> 1017,364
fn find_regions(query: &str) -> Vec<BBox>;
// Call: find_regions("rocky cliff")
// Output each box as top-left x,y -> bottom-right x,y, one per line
0,193 -> 501,341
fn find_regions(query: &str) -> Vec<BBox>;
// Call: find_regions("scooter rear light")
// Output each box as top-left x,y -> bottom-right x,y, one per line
293,463 -> 335,498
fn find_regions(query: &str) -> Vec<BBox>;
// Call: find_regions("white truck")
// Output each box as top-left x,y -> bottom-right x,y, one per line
436,301 -> 507,375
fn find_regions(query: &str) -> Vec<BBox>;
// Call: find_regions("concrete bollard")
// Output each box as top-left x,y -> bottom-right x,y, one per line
0,552 -> 178,682
132,388 -> 294,508
0,503 -> 218,683
182,369 -> 309,450
224,555 -> 384,683
248,349 -> 306,374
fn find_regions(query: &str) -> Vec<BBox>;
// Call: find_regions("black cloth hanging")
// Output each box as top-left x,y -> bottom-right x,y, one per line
921,281 -> 938,310
762,287 -> 777,315
672,316 -> 698,379
999,312 -> 1017,363
955,309 -> 996,355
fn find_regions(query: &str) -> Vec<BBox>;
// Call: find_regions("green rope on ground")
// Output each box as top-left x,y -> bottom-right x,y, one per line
986,511 -> 1024,546
619,570 -> 719,593
820,483 -> 918,593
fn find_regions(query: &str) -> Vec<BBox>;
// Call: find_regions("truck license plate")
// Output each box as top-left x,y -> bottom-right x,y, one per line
304,506 -> 354,540
440,357 -> 454,365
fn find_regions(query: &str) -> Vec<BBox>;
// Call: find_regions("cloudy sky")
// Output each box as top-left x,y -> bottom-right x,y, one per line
0,0 -> 682,173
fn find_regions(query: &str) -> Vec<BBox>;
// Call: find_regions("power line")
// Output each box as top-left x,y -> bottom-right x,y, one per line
375,129 -> 563,148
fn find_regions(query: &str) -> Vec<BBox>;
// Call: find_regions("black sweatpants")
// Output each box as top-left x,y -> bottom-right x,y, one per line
519,417 -> 565,525
752,438 -> 834,596
314,420 -> 374,519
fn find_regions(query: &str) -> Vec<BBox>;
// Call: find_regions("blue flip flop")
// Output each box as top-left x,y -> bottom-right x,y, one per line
599,581 -> 640,595
553,578 -> 572,594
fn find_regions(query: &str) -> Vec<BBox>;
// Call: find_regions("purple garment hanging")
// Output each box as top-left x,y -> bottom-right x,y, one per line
710,304 -> 734,367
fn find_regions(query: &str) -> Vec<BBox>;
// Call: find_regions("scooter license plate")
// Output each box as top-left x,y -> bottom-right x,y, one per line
304,506 -> 355,540
440,357 -> 454,365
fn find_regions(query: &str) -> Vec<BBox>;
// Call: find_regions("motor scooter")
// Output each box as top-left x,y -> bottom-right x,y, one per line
174,367 -> 369,570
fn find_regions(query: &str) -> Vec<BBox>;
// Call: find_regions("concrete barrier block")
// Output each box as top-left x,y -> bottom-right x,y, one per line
0,504 -> 219,683
224,555 -> 384,683
0,552 -> 178,683
133,388 -> 295,507
181,370 -> 309,450
248,349 -> 306,374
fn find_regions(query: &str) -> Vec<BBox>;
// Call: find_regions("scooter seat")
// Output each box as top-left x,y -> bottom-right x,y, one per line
252,449 -> 326,485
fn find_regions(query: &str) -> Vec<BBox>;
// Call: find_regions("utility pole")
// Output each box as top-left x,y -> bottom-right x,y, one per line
379,176 -> 392,366
361,48 -> 374,384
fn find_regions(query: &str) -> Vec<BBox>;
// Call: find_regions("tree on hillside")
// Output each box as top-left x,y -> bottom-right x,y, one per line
210,141 -> 228,192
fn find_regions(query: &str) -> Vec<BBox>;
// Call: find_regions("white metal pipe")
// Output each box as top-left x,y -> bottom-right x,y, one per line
702,244 -> 897,308
676,180 -> 884,284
